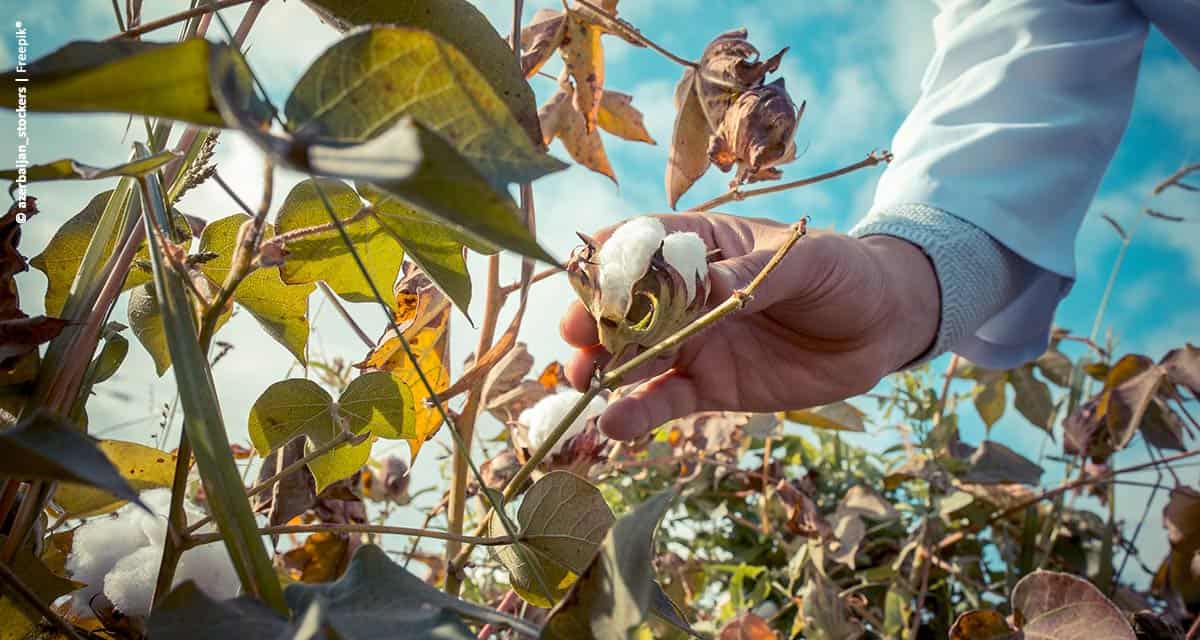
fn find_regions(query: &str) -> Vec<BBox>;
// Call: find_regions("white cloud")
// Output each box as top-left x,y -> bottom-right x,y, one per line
1139,59 -> 1200,142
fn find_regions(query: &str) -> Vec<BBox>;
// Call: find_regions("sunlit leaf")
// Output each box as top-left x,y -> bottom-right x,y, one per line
199,214 -> 314,364
492,471 -> 615,607
1011,570 -> 1134,639
275,178 -> 403,311
1010,365 -> 1054,434
0,410 -> 142,507
0,39 -> 264,126
973,372 -> 1007,429
127,282 -> 171,375
948,610 -> 1016,640
299,0 -> 543,145
598,90 -> 656,144
52,439 -> 177,519
559,14 -> 605,133
0,534 -> 81,640
281,532 -> 352,583
0,151 -> 177,192
718,613 -> 775,639
285,26 -> 563,188
665,69 -> 710,209
784,401 -> 866,432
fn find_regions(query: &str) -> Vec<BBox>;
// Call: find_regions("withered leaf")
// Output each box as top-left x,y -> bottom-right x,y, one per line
538,85 -> 575,146
597,90 -> 656,144
1155,487 -> 1200,606
1162,343 -> 1200,399
520,9 -> 567,79
552,84 -> 617,182
695,28 -> 787,131
665,68 -> 712,209
559,13 -> 605,133
0,199 -> 66,369
718,613 -> 776,640
253,438 -> 317,529
709,78 -> 800,188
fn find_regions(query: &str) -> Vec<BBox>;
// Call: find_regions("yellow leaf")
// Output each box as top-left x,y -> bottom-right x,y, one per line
281,532 -> 351,583
552,84 -> 616,183
597,90 -> 656,144
51,440 -> 177,518
560,14 -> 604,133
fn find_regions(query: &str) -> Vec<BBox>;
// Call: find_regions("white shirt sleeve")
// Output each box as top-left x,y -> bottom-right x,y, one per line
861,0 -> 1197,368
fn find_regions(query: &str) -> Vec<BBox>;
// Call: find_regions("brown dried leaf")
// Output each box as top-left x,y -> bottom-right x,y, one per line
538,86 -> 575,146
252,438 -> 317,529
708,78 -> 800,188
962,440 -> 1044,486
775,478 -> 830,539
559,14 -> 605,133
520,9 -> 567,79
695,29 -> 787,130
665,68 -> 712,208
1162,343 -> 1200,399
669,411 -> 750,458
597,90 -> 656,144
537,361 -> 566,391
1155,487 -> 1200,606
0,199 -> 66,369
949,610 -> 1017,640
557,87 -> 617,182
784,401 -> 866,432
280,531 -> 352,583
1011,570 -> 1135,639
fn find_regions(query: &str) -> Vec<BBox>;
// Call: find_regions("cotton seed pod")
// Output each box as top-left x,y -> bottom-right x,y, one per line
708,77 -> 802,187
695,28 -> 788,132
566,217 -> 710,359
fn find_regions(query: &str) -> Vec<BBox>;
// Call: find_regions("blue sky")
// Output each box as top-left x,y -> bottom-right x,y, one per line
2,0 -> 1198,582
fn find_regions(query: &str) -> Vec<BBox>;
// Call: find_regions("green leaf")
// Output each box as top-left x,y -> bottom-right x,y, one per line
543,489 -> 676,639
128,282 -> 171,375
0,151 -> 178,194
247,373 -> 415,492
0,39 -> 264,127
199,214 -> 314,364
1010,364 -> 1054,434
52,440 -> 177,519
88,323 -> 129,385
493,471 -> 615,607
285,26 -> 563,188
275,178 -> 402,310
298,0 -> 542,146
285,544 -> 540,639
973,373 -> 1008,429
0,410 -> 142,507
147,582 -> 293,640
784,401 -> 866,432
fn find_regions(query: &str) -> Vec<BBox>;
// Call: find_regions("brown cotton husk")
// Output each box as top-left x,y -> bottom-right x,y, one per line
694,28 -> 788,132
566,235 -> 709,360
708,78 -> 801,188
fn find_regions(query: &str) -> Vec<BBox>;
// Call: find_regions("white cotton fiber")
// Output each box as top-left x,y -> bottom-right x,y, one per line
597,217 -> 666,320
661,231 -> 708,304
520,390 -> 608,455
66,488 -> 239,617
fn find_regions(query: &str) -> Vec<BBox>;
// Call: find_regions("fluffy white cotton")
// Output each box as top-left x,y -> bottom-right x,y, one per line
597,217 -> 666,319
65,488 -> 238,617
661,231 -> 708,303
520,390 -> 608,455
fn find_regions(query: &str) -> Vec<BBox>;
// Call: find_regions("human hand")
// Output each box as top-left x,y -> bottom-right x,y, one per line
559,212 -> 940,440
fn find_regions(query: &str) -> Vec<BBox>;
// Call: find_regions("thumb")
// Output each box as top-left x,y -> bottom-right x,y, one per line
707,248 -> 791,314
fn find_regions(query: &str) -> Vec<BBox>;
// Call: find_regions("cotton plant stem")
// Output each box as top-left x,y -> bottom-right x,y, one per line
688,151 -> 892,212
498,265 -> 561,296
187,523 -> 516,548
106,0 -> 254,40
451,217 -> 810,572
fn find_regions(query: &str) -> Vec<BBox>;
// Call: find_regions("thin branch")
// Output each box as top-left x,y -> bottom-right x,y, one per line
499,265 -> 561,296
187,523 -> 517,548
1153,162 -> 1200,195
106,0 -> 253,40
0,560 -> 86,640
110,0 -> 127,32
572,0 -> 696,68
688,150 -> 891,211
316,281 -> 375,350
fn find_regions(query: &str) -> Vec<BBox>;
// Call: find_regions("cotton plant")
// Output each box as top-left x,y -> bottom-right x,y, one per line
518,389 -> 608,456
567,216 -> 711,360
65,489 -> 239,618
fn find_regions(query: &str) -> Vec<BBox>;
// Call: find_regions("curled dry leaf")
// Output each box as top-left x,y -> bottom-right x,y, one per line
695,28 -> 787,131
597,90 -> 656,144
520,9 -> 567,79
666,68 -> 713,209
708,79 -> 801,187
1154,487 -> 1200,607
544,82 -> 617,183
0,198 -> 67,369
719,612 -> 778,639
559,13 -> 605,133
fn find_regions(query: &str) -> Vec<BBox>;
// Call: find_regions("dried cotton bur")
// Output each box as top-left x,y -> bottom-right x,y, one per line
567,216 -> 710,362
521,0 -> 656,183
667,28 -> 803,208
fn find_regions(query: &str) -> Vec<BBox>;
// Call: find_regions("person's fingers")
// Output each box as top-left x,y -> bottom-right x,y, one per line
560,300 -> 599,347
599,371 -> 704,440
565,344 -> 610,390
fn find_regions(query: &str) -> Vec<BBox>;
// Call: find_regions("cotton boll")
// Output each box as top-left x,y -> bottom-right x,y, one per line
661,231 -> 709,304
102,545 -> 162,618
65,514 -> 148,614
521,390 -> 608,455
175,542 -> 240,604
596,217 -> 666,320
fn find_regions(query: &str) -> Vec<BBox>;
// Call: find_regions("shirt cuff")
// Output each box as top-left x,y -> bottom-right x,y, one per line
848,203 -> 1033,367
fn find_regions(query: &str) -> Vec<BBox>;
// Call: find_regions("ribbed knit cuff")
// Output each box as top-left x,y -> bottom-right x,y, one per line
849,203 -> 1025,366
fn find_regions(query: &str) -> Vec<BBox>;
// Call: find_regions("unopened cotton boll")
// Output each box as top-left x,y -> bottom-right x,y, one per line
520,390 -> 607,455
661,231 -> 708,304
596,216 -> 666,320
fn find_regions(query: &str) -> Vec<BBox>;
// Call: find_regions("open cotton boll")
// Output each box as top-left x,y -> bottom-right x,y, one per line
597,217 -> 666,320
102,545 -> 162,618
661,231 -> 709,304
521,390 -> 608,455
174,542 -> 240,605
65,513 -> 149,613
